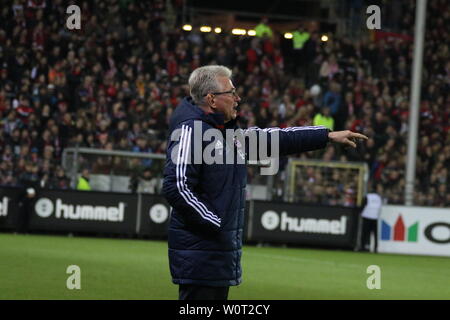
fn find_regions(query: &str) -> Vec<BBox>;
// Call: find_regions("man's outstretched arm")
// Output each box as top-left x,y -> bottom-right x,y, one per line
243,126 -> 368,157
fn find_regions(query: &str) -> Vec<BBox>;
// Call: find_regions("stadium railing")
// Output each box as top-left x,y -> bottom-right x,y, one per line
61,147 -> 274,199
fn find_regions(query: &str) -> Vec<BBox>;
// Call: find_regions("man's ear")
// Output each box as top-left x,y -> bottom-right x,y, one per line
206,94 -> 216,108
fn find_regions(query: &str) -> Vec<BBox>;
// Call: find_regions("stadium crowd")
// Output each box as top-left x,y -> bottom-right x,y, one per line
0,0 -> 449,207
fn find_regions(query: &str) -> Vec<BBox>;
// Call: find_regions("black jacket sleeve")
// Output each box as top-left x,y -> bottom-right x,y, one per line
243,125 -> 330,158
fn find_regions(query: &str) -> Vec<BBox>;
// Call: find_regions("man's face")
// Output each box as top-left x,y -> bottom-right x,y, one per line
137,138 -> 146,148
211,77 -> 241,123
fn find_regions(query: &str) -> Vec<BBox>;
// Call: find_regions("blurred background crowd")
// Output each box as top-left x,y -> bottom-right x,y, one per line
0,0 -> 449,207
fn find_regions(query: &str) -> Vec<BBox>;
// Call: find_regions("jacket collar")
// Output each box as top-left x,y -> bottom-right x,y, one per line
170,97 -> 239,132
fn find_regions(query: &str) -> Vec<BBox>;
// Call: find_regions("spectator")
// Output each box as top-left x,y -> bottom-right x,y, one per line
313,107 -> 334,131
322,81 -> 342,117
16,186 -> 36,234
359,185 -> 384,253
129,167 -> 158,194
291,24 -> 310,75
319,54 -> 340,81
254,17 -> 273,39
50,166 -> 71,190
77,168 -> 92,191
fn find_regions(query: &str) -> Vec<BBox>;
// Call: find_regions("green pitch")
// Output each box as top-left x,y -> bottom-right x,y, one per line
1,233 -> 449,300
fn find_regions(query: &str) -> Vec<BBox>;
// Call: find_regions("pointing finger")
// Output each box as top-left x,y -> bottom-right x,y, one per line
345,138 -> 357,148
350,132 -> 368,140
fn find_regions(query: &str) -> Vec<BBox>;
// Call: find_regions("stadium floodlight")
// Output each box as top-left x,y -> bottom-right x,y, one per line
284,32 -> 293,39
232,28 -> 246,35
214,27 -> 222,33
182,24 -> 192,31
200,26 -> 212,33
247,30 -> 256,36
321,35 -> 329,42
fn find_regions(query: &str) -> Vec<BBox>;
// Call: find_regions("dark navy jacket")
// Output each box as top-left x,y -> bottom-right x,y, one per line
163,97 -> 329,287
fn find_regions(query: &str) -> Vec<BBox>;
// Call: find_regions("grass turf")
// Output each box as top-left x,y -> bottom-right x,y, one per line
0,233 -> 449,300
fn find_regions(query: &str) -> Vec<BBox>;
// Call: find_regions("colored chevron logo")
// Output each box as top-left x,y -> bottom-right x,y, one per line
381,214 -> 419,242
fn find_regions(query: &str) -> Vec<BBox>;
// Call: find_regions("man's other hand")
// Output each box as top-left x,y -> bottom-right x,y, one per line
328,130 -> 368,148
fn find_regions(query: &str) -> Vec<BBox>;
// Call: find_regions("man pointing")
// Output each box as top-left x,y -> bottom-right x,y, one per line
163,65 -> 368,300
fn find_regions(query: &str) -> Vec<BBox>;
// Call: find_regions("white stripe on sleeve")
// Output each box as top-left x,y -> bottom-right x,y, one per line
176,125 -> 221,226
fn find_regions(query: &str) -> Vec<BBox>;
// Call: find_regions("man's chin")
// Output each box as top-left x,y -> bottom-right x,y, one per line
224,110 -> 238,123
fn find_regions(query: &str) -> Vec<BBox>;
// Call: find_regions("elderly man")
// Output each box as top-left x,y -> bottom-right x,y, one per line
163,65 -> 367,300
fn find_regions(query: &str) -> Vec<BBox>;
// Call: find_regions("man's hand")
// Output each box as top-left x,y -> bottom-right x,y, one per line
328,130 -> 368,148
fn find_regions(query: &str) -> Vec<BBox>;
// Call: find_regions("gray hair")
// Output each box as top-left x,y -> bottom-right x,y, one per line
188,65 -> 232,105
